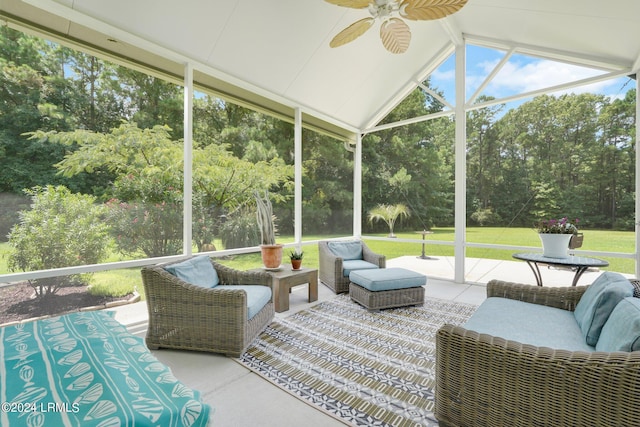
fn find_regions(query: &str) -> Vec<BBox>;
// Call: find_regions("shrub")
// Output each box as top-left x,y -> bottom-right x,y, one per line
219,208 -> 259,249
470,208 -> 501,226
106,173 -> 183,257
0,193 -> 30,242
7,186 -> 111,297
106,199 -> 183,257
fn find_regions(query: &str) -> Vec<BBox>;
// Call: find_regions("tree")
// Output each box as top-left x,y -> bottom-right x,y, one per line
368,203 -> 410,237
362,81 -> 453,231
31,122 -> 293,255
7,186 -> 110,297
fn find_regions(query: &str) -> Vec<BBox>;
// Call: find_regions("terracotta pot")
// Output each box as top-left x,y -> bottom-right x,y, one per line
291,259 -> 302,270
260,244 -> 283,268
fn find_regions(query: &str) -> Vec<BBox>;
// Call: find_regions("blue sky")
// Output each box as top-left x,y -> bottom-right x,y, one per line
429,45 -> 634,111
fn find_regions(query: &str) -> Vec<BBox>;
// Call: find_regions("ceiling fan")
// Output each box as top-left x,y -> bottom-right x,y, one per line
326,0 -> 468,54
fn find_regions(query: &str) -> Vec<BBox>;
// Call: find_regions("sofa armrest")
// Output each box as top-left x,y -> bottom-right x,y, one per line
362,241 -> 386,268
435,324 -> 640,427
487,279 -> 587,311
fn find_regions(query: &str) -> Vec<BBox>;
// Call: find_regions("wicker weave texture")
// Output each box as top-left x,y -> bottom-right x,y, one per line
349,282 -> 424,310
435,279 -> 640,427
141,258 -> 275,357
318,240 -> 386,293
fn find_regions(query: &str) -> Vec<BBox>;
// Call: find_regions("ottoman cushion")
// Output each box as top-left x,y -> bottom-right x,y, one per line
349,268 -> 426,292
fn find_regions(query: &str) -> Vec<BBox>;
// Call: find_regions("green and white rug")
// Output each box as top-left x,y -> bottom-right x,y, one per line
238,293 -> 478,426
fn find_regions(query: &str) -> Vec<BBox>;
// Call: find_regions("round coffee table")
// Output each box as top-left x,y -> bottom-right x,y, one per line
512,253 -> 609,286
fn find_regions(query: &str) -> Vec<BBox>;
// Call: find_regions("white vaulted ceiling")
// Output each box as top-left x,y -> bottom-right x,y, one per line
1,0 -> 639,138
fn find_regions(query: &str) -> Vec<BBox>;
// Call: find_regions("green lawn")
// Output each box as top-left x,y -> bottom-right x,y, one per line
0,227 -> 636,300
214,227 -> 636,275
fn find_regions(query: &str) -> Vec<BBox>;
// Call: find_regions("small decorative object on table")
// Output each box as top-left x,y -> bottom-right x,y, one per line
289,249 -> 304,270
534,216 -> 579,258
255,190 -> 283,268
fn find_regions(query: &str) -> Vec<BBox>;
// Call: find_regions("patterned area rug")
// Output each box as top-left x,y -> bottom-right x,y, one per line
238,293 -> 478,426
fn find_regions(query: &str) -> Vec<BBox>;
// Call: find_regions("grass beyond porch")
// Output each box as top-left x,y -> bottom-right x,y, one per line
0,227 -> 635,301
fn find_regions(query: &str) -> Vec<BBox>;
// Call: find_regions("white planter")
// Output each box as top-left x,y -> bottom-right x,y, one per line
539,233 -> 572,258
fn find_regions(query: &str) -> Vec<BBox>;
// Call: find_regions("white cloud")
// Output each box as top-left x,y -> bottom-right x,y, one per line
429,56 -> 633,106
479,58 -> 624,98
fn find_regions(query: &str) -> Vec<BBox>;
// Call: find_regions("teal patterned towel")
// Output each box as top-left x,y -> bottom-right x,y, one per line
0,310 -> 210,426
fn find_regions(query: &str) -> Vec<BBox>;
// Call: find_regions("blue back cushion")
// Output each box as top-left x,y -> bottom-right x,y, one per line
574,271 -> 633,346
327,241 -> 363,260
596,297 -> 640,352
164,255 -> 219,288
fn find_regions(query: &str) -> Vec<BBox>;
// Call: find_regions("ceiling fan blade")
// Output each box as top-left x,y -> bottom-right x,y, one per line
330,17 -> 375,48
324,0 -> 371,9
380,18 -> 411,54
399,0 -> 468,21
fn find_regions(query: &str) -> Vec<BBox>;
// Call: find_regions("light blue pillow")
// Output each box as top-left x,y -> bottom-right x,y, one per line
164,255 -> 219,288
327,240 -> 363,260
596,297 -> 640,352
574,271 -> 633,346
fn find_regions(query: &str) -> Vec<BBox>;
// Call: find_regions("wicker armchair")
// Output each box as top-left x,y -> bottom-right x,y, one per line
435,280 -> 640,427
318,240 -> 386,294
141,258 -> 274,357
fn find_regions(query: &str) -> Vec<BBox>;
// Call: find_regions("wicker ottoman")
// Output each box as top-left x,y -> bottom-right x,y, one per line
349,268 -> 426,310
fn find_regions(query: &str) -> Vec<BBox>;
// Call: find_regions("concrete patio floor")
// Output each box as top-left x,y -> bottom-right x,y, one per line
107,256 -> 617,427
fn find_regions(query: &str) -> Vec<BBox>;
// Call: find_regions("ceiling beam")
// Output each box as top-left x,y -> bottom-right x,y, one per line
361,43 -> 455,131
467,47 -> 515,105
466,69 -> 633,112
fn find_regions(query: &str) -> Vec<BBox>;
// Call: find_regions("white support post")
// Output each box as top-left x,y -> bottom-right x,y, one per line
294,108 -> 302,249
635,74 -> 640,277
183,62 -> 193,255
353,134 -> 363,237
454,43 -> 466,283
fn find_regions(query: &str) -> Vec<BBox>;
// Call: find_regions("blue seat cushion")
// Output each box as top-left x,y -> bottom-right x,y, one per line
216,285 -> 272,319
328,240 -> 363,260
164,255 -> 219,288
465,297 -> 594,352
596,297 -> 640,352
342,260 -> 379,277
574,271 -> 633,346
349,268 -> 426,291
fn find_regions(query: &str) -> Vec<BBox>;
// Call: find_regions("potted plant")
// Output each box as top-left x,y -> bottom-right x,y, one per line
255,190 -> 283,268
289,250 -> 304,270
534,217 -> 579,258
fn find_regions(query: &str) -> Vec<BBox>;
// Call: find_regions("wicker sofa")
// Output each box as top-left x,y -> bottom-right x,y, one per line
141,257 -> 274,357
435,278 -> 640,427
318,239 -> 386,293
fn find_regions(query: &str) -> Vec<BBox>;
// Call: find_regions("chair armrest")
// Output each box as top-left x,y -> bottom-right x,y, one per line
141,266 -> 250,320
318,241 -> 343,273
362,241 -> 386,268
435,324 -> 640,427
486,279 -> 587,311
212,261 -> 272,287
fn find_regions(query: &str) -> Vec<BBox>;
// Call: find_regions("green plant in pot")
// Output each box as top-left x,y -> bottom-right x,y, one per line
255,190 -> 283,268
289,250 -> 304,270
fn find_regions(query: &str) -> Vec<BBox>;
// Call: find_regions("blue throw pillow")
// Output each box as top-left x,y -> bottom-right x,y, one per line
164,255 -> 219,288
574,271 -> 633,346
596,297 -> 640,352
327,240 -> 363,260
